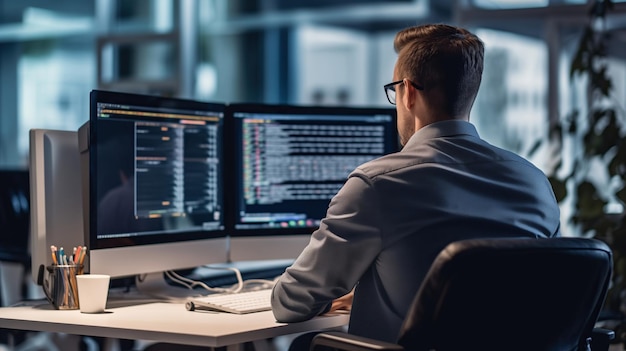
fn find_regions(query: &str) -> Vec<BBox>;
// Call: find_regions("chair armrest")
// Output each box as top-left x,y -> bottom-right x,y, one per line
311,331 -> 404,351
589,328 -> 615,351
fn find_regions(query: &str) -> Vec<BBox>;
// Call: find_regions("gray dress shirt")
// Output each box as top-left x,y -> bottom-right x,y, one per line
271,120 -> 561,342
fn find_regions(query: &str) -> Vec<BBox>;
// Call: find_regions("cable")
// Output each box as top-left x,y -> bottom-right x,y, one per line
166,266 -> 244,294
165,267 -> 279,295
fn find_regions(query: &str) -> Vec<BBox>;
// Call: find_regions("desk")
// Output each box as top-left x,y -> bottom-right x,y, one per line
0,297 -> 349,349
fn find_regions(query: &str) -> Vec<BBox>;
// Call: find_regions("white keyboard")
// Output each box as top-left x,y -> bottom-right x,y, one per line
185,289 -> 272,314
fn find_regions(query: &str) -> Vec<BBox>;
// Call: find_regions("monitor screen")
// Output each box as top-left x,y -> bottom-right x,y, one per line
226,104 -> 398,260
81,90 -> 228,279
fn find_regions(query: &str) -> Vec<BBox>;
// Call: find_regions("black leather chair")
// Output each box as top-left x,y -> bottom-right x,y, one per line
311,237 -> 614,351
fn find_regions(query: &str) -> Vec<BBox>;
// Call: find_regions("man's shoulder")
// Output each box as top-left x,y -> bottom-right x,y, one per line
351,152 -> 411,180
351,141 -> 545,182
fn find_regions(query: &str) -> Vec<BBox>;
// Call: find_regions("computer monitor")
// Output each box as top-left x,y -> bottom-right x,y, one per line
29,129 -> 84,283
0,169 -> 30,265
80,90 -> 228,287
226,103 -> 398,261
0,169 -> 31,305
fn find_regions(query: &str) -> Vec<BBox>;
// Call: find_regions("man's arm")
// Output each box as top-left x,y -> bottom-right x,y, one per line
271,174 -> 382,322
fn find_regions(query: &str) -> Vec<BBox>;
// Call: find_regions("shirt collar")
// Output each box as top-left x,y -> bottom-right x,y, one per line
402,120 -> 479,150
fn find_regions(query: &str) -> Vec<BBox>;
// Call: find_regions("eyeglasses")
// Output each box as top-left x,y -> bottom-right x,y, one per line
383,80 -> 423,105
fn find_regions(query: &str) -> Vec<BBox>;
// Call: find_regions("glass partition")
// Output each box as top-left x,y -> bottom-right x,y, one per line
471,28 -> 548,170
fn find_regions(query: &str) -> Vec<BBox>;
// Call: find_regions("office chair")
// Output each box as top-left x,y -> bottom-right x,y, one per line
311,237 -> 614,351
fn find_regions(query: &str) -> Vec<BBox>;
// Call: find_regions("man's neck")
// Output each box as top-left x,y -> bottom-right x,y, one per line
415,115 -> 468,131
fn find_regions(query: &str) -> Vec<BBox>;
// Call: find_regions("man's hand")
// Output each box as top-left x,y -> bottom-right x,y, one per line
330,290 -> 354,312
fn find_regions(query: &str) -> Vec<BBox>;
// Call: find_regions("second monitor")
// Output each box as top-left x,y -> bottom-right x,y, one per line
226,104 -> 398,261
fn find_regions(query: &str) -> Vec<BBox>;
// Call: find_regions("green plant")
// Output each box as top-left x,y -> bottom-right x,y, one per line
549,0 -> 626,313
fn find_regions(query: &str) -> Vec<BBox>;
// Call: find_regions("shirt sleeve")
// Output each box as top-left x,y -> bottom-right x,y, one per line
271,172 -> 383,322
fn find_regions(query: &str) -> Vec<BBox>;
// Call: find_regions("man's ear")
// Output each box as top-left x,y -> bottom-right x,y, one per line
402,79 -> 416,110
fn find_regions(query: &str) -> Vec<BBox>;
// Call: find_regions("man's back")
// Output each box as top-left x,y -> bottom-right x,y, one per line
346,120 -> 560,340
271,120 -> 560,342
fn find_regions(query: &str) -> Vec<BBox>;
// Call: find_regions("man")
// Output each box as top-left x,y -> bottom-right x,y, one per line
271,23 -> 561,343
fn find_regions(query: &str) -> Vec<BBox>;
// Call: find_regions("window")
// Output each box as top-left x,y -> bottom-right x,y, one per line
471,29 -> 548,170
0,4 -> 96,166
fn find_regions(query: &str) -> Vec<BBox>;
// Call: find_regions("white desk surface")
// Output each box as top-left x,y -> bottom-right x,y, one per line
0,296 -> 349,348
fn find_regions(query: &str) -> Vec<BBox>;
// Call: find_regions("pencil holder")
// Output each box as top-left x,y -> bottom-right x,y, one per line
43,264 -> 83,310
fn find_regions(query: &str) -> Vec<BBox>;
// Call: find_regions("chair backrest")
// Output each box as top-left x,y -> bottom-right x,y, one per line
397,237 -> 612,351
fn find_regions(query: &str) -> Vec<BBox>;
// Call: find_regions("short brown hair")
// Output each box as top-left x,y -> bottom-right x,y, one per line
394,24 -> 484,117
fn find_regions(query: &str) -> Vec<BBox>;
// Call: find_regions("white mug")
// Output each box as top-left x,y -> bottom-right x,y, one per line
76,274 -> 110,313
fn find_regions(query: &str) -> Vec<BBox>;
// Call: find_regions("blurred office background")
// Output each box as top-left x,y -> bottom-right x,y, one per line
0,2 -> 624,348
0,0 -> 625,219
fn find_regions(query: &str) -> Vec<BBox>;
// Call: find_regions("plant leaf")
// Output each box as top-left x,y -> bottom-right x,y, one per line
549,177 -> 567,203
575,181 -> 607,220
570,26 -> 594,79
609,140 -> 626,177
